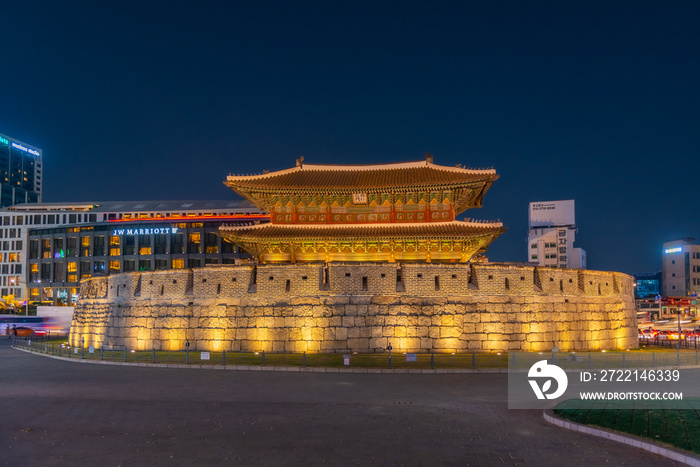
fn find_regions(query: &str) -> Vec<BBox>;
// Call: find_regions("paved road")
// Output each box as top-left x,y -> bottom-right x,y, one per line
0,339 -> 683,466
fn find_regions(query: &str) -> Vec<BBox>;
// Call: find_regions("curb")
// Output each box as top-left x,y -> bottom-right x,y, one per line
12,346 -> 509,374
543,409 -> 700,466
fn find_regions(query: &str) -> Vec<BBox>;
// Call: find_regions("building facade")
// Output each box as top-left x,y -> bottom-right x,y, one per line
527,200 -> 586,269
633,271 -> 662,299
662,238 -> 700,297
220,156 -> 506,263
0,133 -> 42,208
0,200 -> 266,304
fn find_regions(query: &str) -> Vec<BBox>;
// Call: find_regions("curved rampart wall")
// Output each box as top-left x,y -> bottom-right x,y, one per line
69,263 -> 637,353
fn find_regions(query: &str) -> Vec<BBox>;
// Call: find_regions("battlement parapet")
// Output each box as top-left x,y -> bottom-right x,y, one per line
80,263 -> 633,301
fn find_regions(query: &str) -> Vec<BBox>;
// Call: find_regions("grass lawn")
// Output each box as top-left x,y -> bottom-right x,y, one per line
15,339 -> 700,369
18,341 -> 511,369
554,398 -> 700,454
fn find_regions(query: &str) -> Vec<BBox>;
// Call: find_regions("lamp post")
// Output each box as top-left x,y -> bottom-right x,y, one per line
677,307 -> 681,365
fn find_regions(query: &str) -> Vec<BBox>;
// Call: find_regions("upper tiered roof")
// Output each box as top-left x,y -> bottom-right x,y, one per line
225,159 -> 498,193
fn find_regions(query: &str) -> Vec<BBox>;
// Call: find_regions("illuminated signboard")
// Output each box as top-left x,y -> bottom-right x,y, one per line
112,227 -> 179,236
0,136 -> 8,145
664,247 -> 682,254
10,141 -> 40,156
529,199 -> 576,228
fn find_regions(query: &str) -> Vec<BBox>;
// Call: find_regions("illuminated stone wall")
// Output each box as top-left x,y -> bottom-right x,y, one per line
70,263 -> 637,353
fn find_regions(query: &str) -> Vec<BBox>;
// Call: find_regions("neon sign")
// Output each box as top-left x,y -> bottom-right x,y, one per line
11,141 -> 40,156
0,136 -> 8,145
112,227 -> 179,236
664,247 -> 682,254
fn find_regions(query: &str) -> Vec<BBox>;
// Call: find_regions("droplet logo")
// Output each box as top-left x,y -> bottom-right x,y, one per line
528,360 -> 568,400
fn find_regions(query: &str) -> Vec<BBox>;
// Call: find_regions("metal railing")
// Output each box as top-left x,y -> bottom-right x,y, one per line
11,338 -> 700,370
11,339 -> 510,369
509,350 -> 700,370
639,335 -> 700,350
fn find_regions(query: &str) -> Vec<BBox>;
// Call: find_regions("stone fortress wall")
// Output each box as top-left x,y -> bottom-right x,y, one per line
69,263 -> 638,353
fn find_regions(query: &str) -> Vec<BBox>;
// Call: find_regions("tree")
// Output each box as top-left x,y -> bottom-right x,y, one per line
1,294 -> 21,314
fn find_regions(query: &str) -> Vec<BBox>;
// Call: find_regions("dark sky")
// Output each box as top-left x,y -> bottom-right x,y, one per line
1,1 -> 698,275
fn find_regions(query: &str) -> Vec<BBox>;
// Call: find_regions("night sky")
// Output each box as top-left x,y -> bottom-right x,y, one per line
1,2 -> 698,275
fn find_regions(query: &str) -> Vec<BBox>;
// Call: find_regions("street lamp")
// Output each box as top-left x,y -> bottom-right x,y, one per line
677,307 -> 682,365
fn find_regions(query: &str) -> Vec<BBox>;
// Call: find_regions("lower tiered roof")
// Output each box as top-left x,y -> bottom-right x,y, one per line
219,220 -> 505,263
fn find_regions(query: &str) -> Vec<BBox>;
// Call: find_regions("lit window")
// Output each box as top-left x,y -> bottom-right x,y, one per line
109,261 -> 120,271
188,233 -> 201,243
206,246 -> 218,254
67,262 -> 77,273
110,236 -> 120,246
139,246 -> 152,255
81,237 -> 90,247
68,274 -> 78,282
110,248 -> 121,256
172,259 -> 184,269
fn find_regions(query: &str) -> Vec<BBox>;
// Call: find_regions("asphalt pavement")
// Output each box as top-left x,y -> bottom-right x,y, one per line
0,339 -> 684,466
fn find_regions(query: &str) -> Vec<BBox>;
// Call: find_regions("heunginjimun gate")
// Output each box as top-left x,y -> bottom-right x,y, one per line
219,156 -> 506,263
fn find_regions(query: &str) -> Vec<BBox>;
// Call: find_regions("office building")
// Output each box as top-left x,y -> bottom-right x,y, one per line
662,238 -> 700,297
0,133 -> 42,207
0,200 -> 267,304
633,271 -> 662,299
527,199 -> 586,269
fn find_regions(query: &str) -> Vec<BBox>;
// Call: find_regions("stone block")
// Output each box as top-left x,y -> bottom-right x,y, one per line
369,337 -> 388,349
348,338 -> 369,350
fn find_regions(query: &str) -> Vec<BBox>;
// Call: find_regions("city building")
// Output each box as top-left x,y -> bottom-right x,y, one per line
0,200 -> 267,305
662,237 -> 700,297
220,156 -> 506,263
527,199 -> 586,269
633,272 -> 662,322
633,271 -> 662,299
0,133 -> 43,208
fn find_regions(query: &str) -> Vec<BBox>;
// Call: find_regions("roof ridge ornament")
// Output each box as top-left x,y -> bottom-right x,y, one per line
296,155 -> 304,168
425,152 -> 434,164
